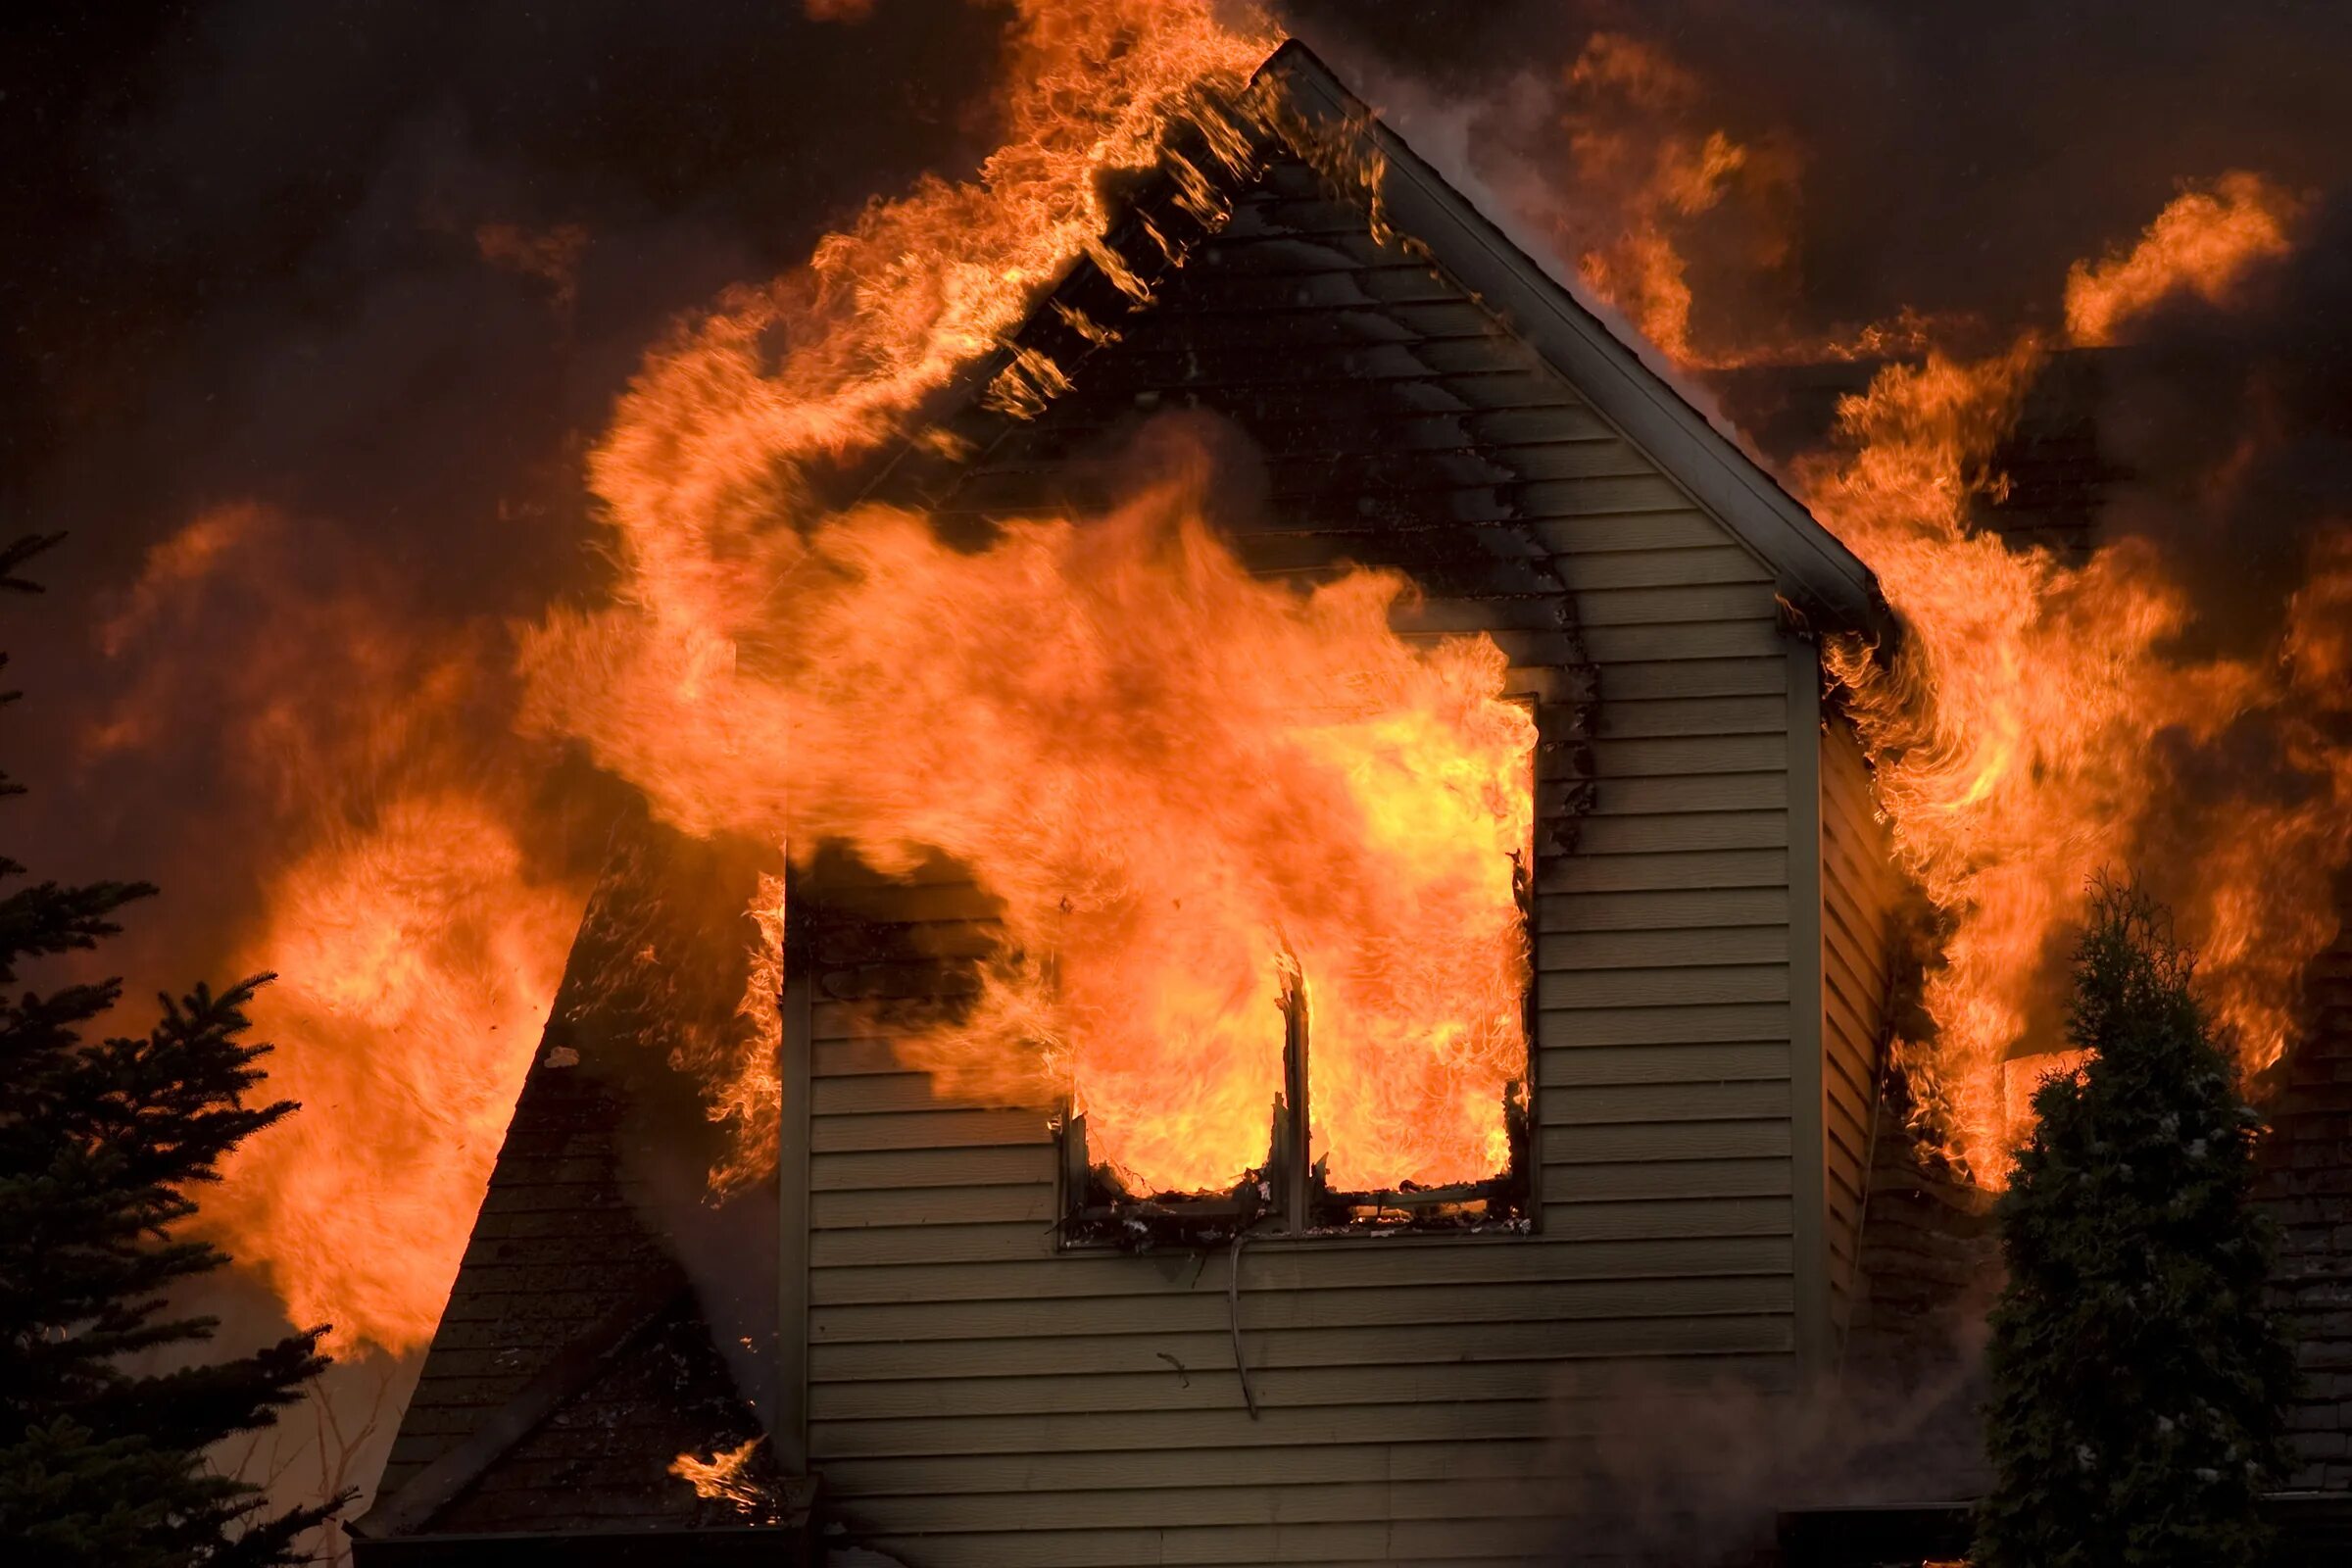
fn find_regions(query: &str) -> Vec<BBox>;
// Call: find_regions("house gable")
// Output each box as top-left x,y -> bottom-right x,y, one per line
353,822 -> 803,1556
791,42 -> 1894,1566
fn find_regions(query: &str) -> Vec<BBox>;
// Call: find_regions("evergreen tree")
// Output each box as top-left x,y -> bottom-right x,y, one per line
0,534 -> 341,1565
1975,879 -> 2296,1568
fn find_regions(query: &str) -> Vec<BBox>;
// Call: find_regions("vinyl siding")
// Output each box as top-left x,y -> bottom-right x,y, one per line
1817,713 -> 1900,1339
796,146 -> 1824,1567
806,484 -> 1806,1559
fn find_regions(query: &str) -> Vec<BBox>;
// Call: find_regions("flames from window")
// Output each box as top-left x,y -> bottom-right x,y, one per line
526,462 -> 1536,1195
515,0 -> 1540,1196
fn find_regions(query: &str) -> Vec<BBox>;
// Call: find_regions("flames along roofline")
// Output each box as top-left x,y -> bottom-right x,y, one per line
1251,40 -> 1895,646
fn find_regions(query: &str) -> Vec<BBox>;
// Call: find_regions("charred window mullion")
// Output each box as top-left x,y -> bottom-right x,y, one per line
1276,961 -> 1310,1234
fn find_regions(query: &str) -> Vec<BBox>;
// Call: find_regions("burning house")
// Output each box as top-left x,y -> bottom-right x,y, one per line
344,35 -> 2351,1568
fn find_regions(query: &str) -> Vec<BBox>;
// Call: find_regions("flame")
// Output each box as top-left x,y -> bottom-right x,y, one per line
1803,345 -> 2352,1174
90,505 -> 585,1352
528,8 -> 2342,1197
2000,1049 -> 2090,1139
145,9 -> 2348,1270
94,502 -> 268,662
1511,35 -> 2349,1178
202,797 -> 578,1353
528,460 -> 1534,1194
2064,172 -> 2303,346
1537,33 -> 1809,368
669,1436 -> 767,1511
518,1 -> 1363,1194
685,871 -> 789,1196
584,0 -> 1271,599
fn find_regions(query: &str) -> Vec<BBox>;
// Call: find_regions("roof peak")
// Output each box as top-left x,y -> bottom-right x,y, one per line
1247,38 -> 1889,641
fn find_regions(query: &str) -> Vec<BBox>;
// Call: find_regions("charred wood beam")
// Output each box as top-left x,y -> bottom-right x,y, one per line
1278,960 -> 1311,1231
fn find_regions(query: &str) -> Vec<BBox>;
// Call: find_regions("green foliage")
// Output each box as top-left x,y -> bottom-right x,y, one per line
0,535 -> 341,1565
1974,880 -> 2296,1568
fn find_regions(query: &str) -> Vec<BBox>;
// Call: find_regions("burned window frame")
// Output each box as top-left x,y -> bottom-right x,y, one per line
1056,694 -> 1541,1250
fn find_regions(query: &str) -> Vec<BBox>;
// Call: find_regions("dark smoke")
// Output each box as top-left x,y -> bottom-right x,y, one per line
2091,187 -> 2352,654
1288,1 -> 2352,342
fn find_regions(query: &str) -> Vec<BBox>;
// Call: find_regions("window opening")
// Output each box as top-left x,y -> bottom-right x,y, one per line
1058,695 -> 1538,1249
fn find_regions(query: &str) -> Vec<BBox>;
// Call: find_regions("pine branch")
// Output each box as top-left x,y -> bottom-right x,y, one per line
0,533 -> 65,596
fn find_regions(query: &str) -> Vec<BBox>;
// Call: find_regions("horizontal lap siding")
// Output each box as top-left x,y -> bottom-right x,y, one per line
1818,716 -> 1898,1337
1534,492 -> 1799,1404
806,158 -> 1807,1565
805,528 -> 1801,1565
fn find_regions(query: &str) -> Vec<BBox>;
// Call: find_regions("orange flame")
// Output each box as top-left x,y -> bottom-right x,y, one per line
1507,32 -> 2350,1179
669,1436 -> 767,1511
1544,33 -> 1807,368
584,0 -> 1272,597
1806,343 -> 2349,1179
91,506 -> 585,1352
528,461 -> 1535,1194
94,502 -> 268,662
2064,172 -> 2303,346
517,1 -> 1385,1195
679,871 -> 789,1196
203,796 -> 578,1352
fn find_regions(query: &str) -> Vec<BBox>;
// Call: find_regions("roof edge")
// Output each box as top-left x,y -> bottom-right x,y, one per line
1250,40 -> 1894,645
